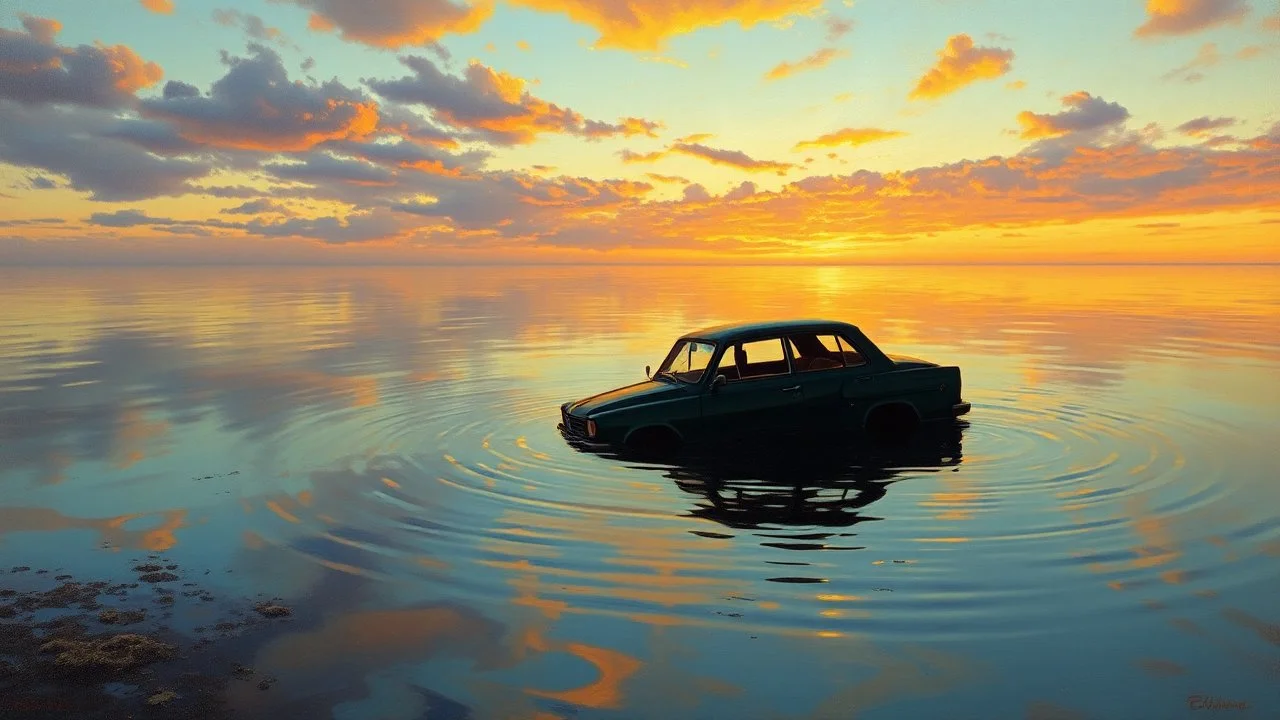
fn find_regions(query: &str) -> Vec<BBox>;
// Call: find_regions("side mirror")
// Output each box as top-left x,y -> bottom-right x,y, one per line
711,374 -> 727,391
646,365 -> 651,378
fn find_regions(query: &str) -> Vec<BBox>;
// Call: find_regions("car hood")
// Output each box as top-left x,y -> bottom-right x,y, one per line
886,353 -> 938,369
566,380 -> 687,416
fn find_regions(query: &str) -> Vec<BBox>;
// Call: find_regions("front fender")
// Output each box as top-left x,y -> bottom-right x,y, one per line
593,395 -> 702,440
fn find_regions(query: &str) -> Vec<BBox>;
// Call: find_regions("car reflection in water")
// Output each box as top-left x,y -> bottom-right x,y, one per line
564,420 -> 966,534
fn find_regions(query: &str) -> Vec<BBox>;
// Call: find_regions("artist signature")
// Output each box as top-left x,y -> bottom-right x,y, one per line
1187,694 -> 1250,711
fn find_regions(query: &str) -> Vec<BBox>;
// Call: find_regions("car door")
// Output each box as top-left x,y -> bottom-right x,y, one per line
785,332 -> 868,437
701,336 -> 804,439
833,332 -> 880,427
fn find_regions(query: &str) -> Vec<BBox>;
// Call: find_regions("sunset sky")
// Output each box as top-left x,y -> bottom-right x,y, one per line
0,0 -> 1277,263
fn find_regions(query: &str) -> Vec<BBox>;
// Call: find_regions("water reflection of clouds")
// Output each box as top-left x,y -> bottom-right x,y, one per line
221,532 -> 750,719
1,266 -> 1278,718
0,505 -> 186,552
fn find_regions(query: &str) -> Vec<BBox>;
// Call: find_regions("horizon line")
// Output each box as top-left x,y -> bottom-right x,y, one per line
1,261 -> 1278,268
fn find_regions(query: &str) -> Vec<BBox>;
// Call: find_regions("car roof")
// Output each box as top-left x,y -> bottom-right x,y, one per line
682,319 -> 858,343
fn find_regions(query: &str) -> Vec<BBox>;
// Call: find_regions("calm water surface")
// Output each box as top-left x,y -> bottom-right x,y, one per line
1,265 -> 1278,719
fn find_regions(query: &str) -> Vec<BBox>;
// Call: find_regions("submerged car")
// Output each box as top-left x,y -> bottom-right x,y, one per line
559,319 -> 970,453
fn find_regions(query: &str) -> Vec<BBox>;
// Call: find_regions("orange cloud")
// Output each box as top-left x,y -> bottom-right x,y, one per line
505,0 -> 825,50
763,47 -> 846,81
211,9 -> 292,47
793,127 -> 907,151
139,46 -> 378,152
99,44 -> 166,95
908,34 -> 1013,100
619,148 -> 668,164
606,116 -> 664,139
1175,115 -> 1236,137
292,0 -> 493,48
307,13 -> 336,31
1016,92 -> 1129,139
513,177 -> 654,208
8,14 -> 60,45
0,15 -> 163,106
1006,80 -> 1027,90
1266,7 -> 1280,30
369,57 -> 662,145
537,124 -> 1280,258
619,142 -> 796,175
140,0 -> 174,13
1135,0 -> 1249,37
1162,42 -> 1221,82
824,15 -> 855,41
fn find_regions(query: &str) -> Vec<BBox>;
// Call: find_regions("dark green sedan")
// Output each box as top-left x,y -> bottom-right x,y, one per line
559,319 -> 971,453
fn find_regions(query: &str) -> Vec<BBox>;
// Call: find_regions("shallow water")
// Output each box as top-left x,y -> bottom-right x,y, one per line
1,265 -> 1278,719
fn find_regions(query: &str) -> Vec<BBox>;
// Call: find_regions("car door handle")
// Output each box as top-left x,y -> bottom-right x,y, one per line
781,385 -> 801,392
856,376 -> 873,383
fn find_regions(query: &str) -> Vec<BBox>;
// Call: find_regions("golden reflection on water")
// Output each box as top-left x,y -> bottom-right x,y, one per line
2,265 -> 1277,370
485,508 -> 756,621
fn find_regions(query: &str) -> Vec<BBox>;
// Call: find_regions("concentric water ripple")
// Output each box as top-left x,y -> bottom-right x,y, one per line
233,362 -> 1280,645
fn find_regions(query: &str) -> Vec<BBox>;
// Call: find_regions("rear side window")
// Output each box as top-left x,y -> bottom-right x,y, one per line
787,333 -> 846,372
836,335 -> 867,367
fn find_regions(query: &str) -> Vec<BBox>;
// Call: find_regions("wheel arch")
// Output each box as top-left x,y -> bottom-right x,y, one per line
623,423 -> 685,446
862,400 -> 922,430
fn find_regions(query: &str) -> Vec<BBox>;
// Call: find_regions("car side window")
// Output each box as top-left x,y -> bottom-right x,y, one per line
836,335 -> 868,367
720,337 -> 790,381
787,333 -> 846,373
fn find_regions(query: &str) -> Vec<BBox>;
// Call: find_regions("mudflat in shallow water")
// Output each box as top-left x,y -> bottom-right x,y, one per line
1,265 -> 1278,719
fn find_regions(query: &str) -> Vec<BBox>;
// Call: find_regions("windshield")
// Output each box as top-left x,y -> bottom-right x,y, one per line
655,339 -> 716,383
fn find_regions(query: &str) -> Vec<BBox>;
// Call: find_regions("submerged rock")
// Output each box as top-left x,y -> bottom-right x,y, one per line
253,601 -> 291,618
0,567 -> 317,717
10,581 -> 108,611
39,633 -> 176,672
97,608 -> 146,625
138,572 -> 179,584
146,689 -> 179,706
